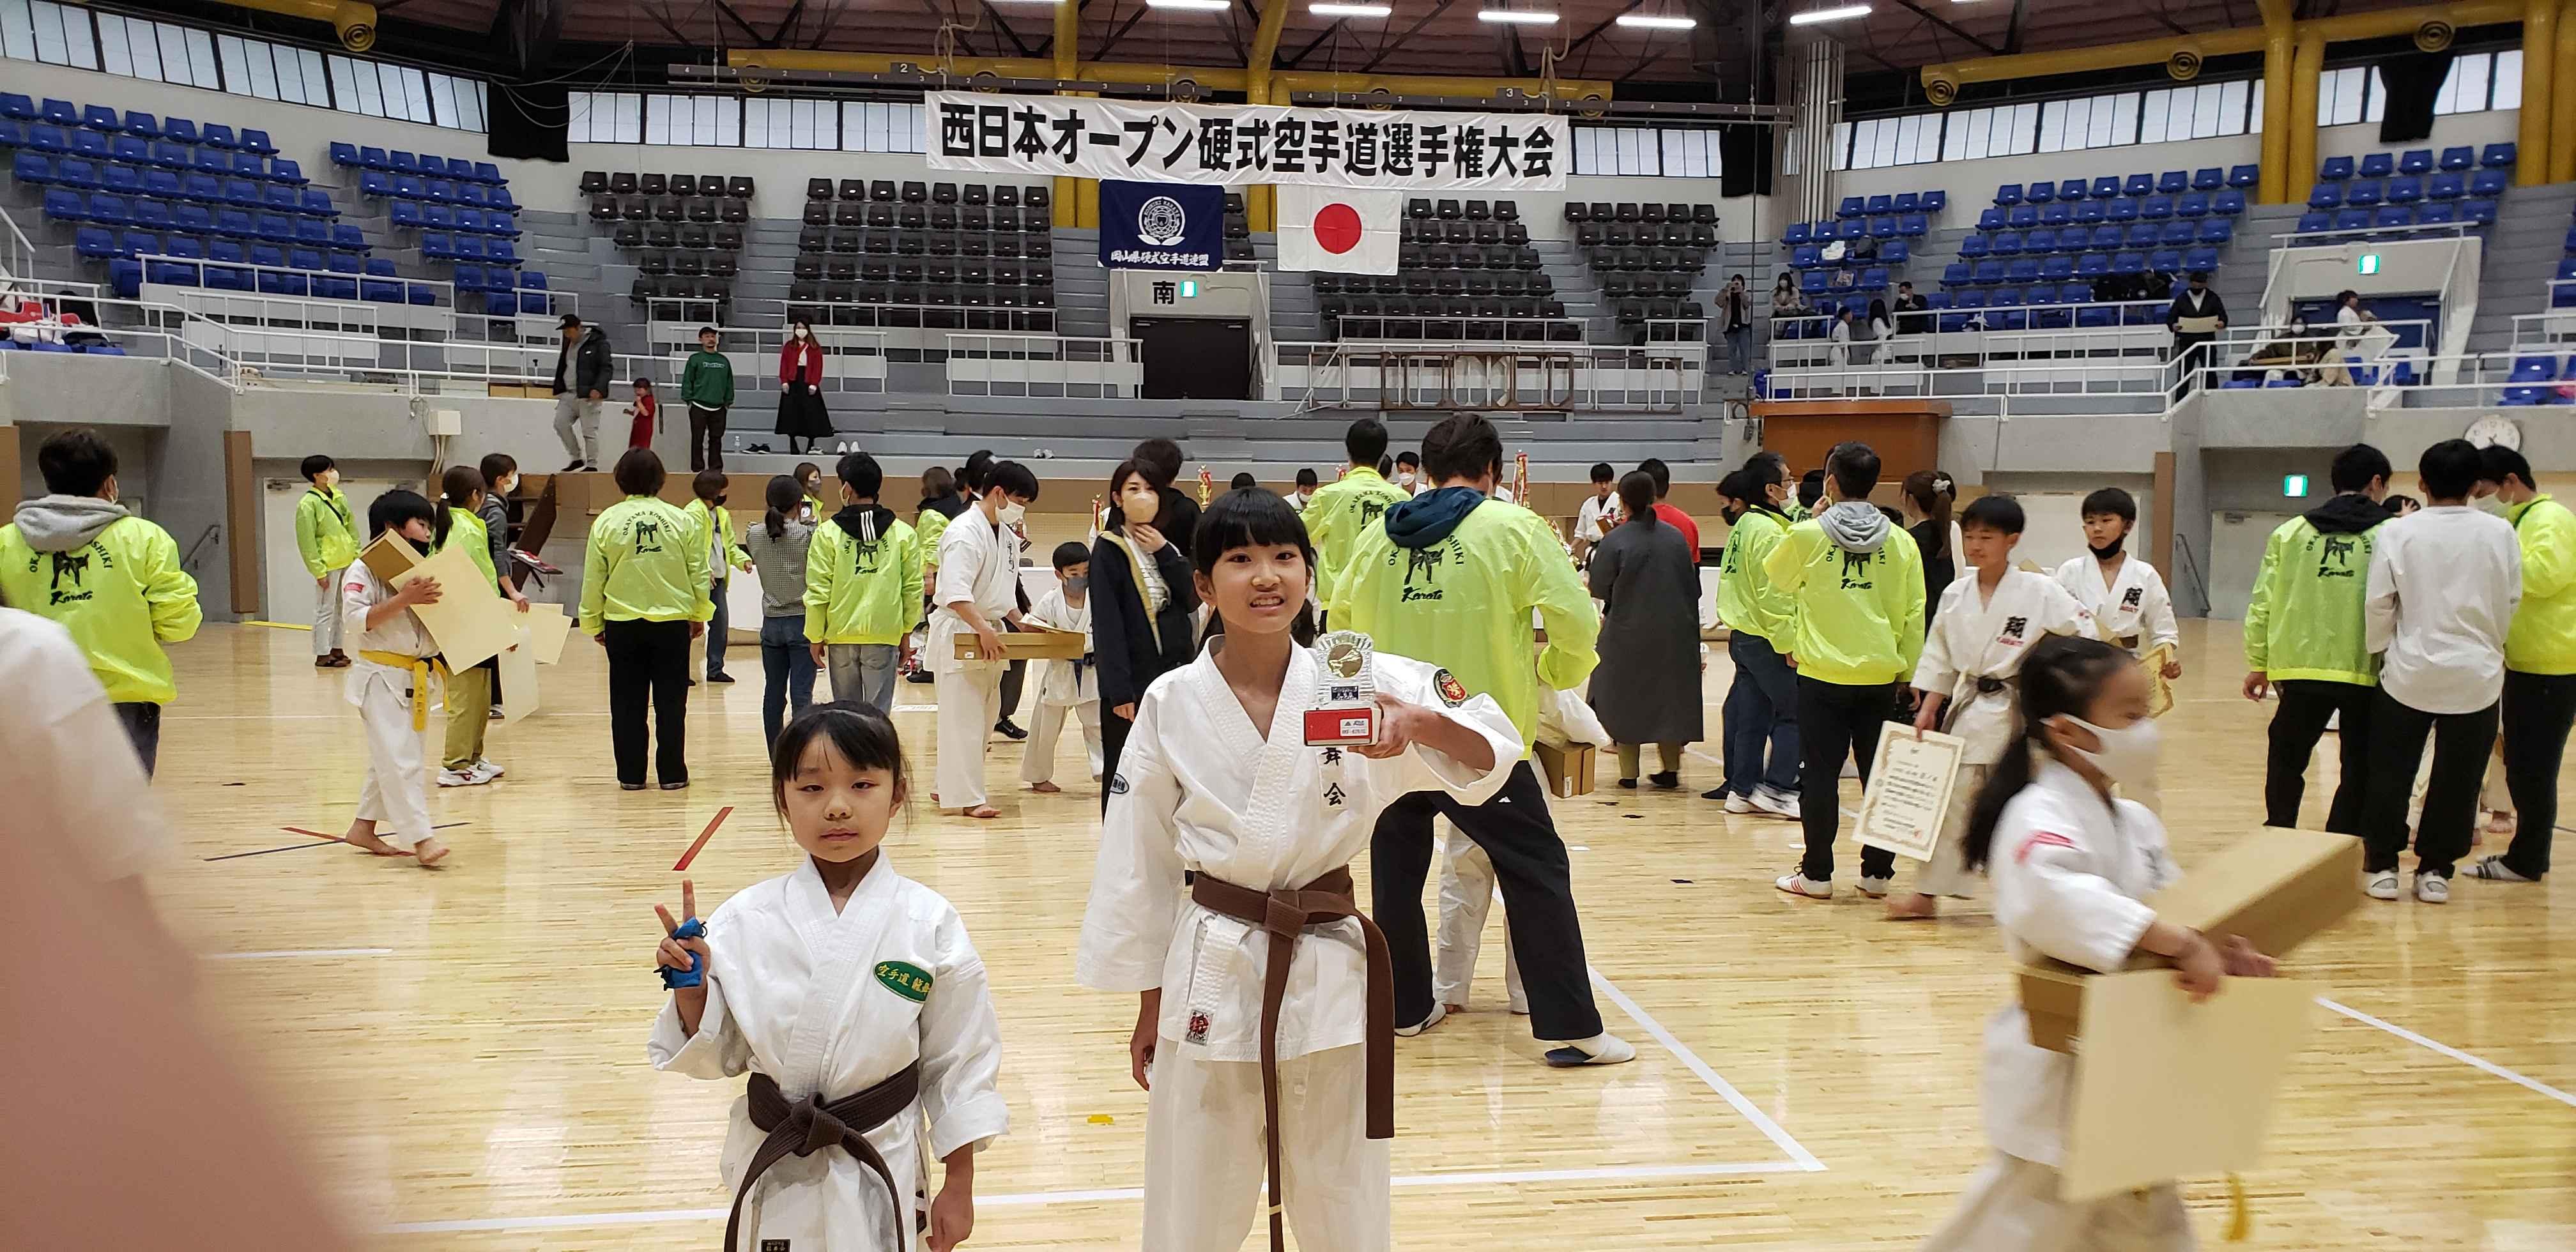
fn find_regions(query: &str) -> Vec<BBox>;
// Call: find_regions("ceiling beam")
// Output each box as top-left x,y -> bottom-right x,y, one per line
913,0 -> 978,56
765,0 -> 806,44
1886,0 -> 2002,57
1360,0 -> 1457,73
1094,3 -> 1154,59
2004,0 -> 2027,55
1283,19 -> 1344,67
977,0 -> 1038,56
709,0 -> 769,45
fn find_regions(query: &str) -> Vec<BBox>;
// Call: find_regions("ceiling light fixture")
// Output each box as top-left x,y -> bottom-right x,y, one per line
1614,13 -> 1697,27
1145,0 -> 1232,10
1310,1 -> 1393,14
1787,3 -> 1872,23
1477,8 -> 1560,24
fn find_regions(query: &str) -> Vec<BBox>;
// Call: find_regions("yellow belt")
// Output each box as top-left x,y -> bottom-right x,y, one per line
358,650 -> 450,731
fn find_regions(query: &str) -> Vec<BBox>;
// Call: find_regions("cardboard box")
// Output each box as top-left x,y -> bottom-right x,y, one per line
953,627 -> 1087,662
1535,740 -> 1595,798
2020,827 -> 2361,1051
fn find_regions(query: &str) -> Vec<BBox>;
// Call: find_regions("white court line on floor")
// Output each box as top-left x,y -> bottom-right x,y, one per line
1590,967 -> 1828,1172
379,1160 -> 1807,1234
208,948 -> 394,960
2318,996 -> 2576,1110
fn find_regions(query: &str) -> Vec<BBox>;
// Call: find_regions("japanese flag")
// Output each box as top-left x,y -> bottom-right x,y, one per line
1278,184 -> 1400,275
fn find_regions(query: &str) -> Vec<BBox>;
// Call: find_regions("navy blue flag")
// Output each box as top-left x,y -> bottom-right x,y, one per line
1099,179 -> 1223,271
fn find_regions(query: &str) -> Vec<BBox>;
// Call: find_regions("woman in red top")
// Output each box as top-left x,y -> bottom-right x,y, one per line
773,321 -> 832,455
624,377 -> 659,452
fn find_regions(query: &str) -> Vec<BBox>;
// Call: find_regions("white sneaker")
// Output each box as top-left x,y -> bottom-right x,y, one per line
436,767 -> 482,788
1544,1032 -> 1638,1067
1855,874 -> 1893,899
2414,873 -> 2451,904
2364,869 -> 2401,901
470,759 -> 504,784
1723,793 -> 1756,814
1395,1002 -> 1447,1037
1751,790 -> 1802,821
1774,871 -> 1832,899
2467,855 -> 2538,882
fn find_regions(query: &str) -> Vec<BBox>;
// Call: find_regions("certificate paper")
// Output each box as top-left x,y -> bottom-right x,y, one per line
1855,726 -> 1966,862
2140,643 -> 2177,719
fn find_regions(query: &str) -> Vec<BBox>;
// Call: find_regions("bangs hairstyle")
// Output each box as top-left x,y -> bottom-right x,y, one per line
770,701 -> 912,819
367,487 -> 447,546
1193,487 -> 1319,645
1959,492 -> 2027,535
2080,486 -> 2137,523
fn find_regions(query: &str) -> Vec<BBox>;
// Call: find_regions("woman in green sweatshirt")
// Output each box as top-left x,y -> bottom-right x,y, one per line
580,449 -> 712,790
295,454 -> 358,666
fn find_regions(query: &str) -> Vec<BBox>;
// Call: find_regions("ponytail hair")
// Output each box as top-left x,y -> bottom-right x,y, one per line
1901,469 -> 1956,558
1961,634 -> 2131,871
763,473 -> 801,540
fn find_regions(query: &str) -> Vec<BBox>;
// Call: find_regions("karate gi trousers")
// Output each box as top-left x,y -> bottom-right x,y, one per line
1434,823 -> 1526,1013
1019,699 -> 1102,785
935,662 -> 1004,810
1923,1150 -> 2193,1251
1906,762 -> 1984,899
356,669 -> 440,849
1143,1043 -> 1387,1252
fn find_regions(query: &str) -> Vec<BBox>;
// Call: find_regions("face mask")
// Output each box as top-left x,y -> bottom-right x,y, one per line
1123,492 -> 1158,526
1397,471 -> 1417,487
793,328 -> 809,339
997,501 -> 1025,527
2060,715 -> 2162,793
496,475 -> 518,496
2089,536 -> 2125,559
714,494 -> 728,507
318,470 -> 339,489
1064,575 -> 1089,593
2474,492 -> 2511,518
1721,506 -> 1745,526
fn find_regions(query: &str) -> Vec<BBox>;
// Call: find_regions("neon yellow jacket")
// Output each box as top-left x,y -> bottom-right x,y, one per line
1716,507 -> 1795,643
916,507 -> 952,566
436,507 -> 500,593
2506,494 -> 2576,675
2242,513 -> 2382,686
1303,467 -> 1411,615
579,495 -> 712,633
293,485 -> 358,579
1341,496 -> 1598,753
0,514 -> 202,704
1762,517 -> 1925,686
805,513 -> 926,646
683,498 -> 751,586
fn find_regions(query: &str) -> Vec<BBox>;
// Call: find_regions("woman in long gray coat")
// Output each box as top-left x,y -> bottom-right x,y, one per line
1588,470 -> 1705,789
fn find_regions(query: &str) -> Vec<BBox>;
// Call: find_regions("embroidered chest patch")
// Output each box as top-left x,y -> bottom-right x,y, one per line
1186,1009 -> 1212,1044
2122,586 -> 2143,609
874,959 -> 933,1003
1434,669 -> 1469,706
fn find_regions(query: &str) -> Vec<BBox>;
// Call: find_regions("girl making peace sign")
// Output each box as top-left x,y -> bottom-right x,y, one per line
649,703 -> 1008,1251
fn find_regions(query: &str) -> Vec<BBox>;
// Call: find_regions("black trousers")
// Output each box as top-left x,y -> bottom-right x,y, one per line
1371,761 -> 1604,1043
2172,332 -> 2216,392
114,701 -> 161,777
2361,689 -> 2499,877
688,404 -> 726,472
1797,675 -> 1899,882
2264,679 -> 2375,833
604,618 -> 693,786
1098,707 -> 1133,817
998,658 -> 1025,722
2497,669 -> 2576,878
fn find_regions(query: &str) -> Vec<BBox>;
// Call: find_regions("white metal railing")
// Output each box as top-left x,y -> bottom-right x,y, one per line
1281,340 -> 1705,413
2269,220 -> 2480,247
136,252 -> 459,310
945,335 -> 1139,398
2518,306 -> 2576,351
0,204 -> 35,293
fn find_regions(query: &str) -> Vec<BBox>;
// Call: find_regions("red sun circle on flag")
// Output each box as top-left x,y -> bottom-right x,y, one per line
1314,202 -> 1364,254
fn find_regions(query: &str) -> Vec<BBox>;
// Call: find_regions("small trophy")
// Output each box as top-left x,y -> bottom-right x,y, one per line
1303,630 -> 1379,747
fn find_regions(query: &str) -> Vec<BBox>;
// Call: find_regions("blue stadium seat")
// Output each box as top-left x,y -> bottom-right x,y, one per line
421,231 -> 457,260
2025,227 -> 2058,254
1991,230 -> 2023,256
161,116 -> 199,145
270,157 -> 305,186
2073,200 -> 2105,225
2040,255 -> 2074,282
2416,201 -> 2458,227
2460,199 -> 2498,226
54,157 -> 98,190
518,270 -> 548,293
2212,189 -> 2246,216
2191,167 -> 2223,191
204,241 -> 251,291
486,239 -> 518,266
107,133 -> 147,165
24,124 -> 65,156
2176,192 -> 2209,218
475,162 -> 503,185
1790,243 -> 1821,268
2001,204 -> 2034,230
1972,259 -> 2005,284
66,130 -> 108,162
361,257 -> 403,303
1798,270 -> 1828,295
358,146 -> 389,170
2386,176 -> 2423,204
149,141 -> 188,170
424,203 -> 455,230
229,151 -> 263,180
2085,176 -> 2119,200
2439,146 -> 2474,171
2320,155 -> 2354,181
2152,170 -> 2184,194
2111,250 -> 2144,275
200,123 -> 238,151
2141,195 -> 2174,220
2149,248 -> 2182,273
0,118 -> 23,149
2398,149 -> 2433,175
1974,208 -> 2004,231
1882,239 -> 1911,264
2105,197 -> 2139,222
2124,222 -> 2159,248
1892,192 -> 1921,214
1782,221 -> 1811,246
2039,201 -> 2072,227
73,226 -> 116,258
1869,215 -> 1897,240
2089,224 -> 2122,250
294,218 -> 329,248
240,128 -> 276,156
2007,258 -> 2040,284
359,170 -> 391,197
484,289 -> 519,317
2345,179 -> 2382,207
459,183 -> 491,210
173,203 -> 214,235
2197,218 -> 2233,245
2297,211 -> 2333,234
38,98 -> 77,127
330,141 -> 361,167
0,93 -> 35,122
2428,171 -> 2465,200
2334,208 -> 2372,232
332,224 -> 367,251
2113,173 -> 2147,198
2470,169 -> 2508,197
261,183 -> 296,213
214,208 -> 256,239
2554,260 -> 2576,308
1942,261 -> 1972,287
300,189 -> 337,218
130,199 -> 172,232
1900,212 -> 1928,237
2025,179 -> 2055,204
2377,205 -> 2417,229
1837,195 -> 1864,218
223,178 -> 261,209
1866,194 -> 1892,215
2053,178 -> 2085,202
86,194 -> 130,228
1957,234 -> 1989,260
2481,143 -> 2515,168
452,263 -> 486,292
1921,190 -> 1947,214
2182,247 -> 2220,271
100,164 -> 141,195
252,246 -> 306,296
1994,183 -> 2023,207
190,146 -> 226,175
2359,153 -> 2393,179
393,174 -> 424,199
181,172 -> 220,203
488,186 -> 516,211
2227,164 -> 2258,188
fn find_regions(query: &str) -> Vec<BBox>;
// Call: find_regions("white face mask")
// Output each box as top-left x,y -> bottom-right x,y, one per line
2474,492 -> 2511,518
1397,471 -> 1417,487
997,500 -> 1025,528
496,475 -> 518,496
2060,715 -> 2163,793
793,328 -> 809,340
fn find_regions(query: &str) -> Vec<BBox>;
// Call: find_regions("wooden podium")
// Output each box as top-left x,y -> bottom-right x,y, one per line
1750,399 -> 1950,487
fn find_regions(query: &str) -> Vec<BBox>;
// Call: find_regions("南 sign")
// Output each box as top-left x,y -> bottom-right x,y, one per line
926,92 -> 1570,192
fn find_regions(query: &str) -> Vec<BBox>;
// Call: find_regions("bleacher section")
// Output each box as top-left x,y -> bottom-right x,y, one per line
2292,144 -> 2518,240
578,167 -> 754,321
1562,199 -> 1712,344
751,177 -> 1059,333
1319,197 -> 1574,342
338,141 -> 549,316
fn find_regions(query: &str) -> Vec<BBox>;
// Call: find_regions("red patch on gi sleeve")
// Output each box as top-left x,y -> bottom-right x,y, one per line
2015,831 -> 2076,864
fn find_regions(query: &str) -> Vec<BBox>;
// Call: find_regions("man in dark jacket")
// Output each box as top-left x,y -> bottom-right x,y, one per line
550,314 -> 613,471
2166,270 -> 2227,393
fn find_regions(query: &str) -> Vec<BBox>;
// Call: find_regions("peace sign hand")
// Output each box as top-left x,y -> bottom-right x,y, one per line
654,880 -> 712,1011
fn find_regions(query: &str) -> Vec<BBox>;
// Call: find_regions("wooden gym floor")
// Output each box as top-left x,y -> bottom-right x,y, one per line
144,619 -> 2575,1249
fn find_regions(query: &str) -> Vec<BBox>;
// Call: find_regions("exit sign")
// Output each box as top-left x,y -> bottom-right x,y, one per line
2358,254 -> 2381,275
2284,473 -> 2310,497
1179,280 -> 1199,298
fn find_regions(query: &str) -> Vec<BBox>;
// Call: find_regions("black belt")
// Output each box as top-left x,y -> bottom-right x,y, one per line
2119,634 -> 2141,650
726,1064 -> 923,1251
1974,675 -> 2014,696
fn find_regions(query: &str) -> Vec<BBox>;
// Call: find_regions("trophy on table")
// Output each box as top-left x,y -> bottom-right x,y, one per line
1303,630 -> 1379,747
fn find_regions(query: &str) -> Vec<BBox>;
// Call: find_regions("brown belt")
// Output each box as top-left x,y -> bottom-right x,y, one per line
726,1063 -> 922,1252
2118,634 -> 2141,650
1188,867 -> 1395,1252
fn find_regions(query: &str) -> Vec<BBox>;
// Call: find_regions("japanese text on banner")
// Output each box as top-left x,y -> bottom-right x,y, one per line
925,93 -> 1570,193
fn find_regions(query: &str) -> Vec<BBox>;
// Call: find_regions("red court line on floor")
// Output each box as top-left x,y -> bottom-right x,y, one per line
672,807 -> 734,873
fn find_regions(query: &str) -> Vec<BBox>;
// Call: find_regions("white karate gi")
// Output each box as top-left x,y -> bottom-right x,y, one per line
1924,759 -> 2195,1252
1433,821 -> 1524,1013
1018,587 -> 1103,785
928,509 -> 1018,810
649,855 -> 1009,1252
2053,553 -> 2179,811
1911,571 -> 2095,897
340,563 -> 441,850
1077,640 -> 1522,1251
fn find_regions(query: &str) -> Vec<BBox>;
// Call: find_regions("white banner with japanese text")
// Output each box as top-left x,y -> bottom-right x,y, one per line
924,92 -> 1570,192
